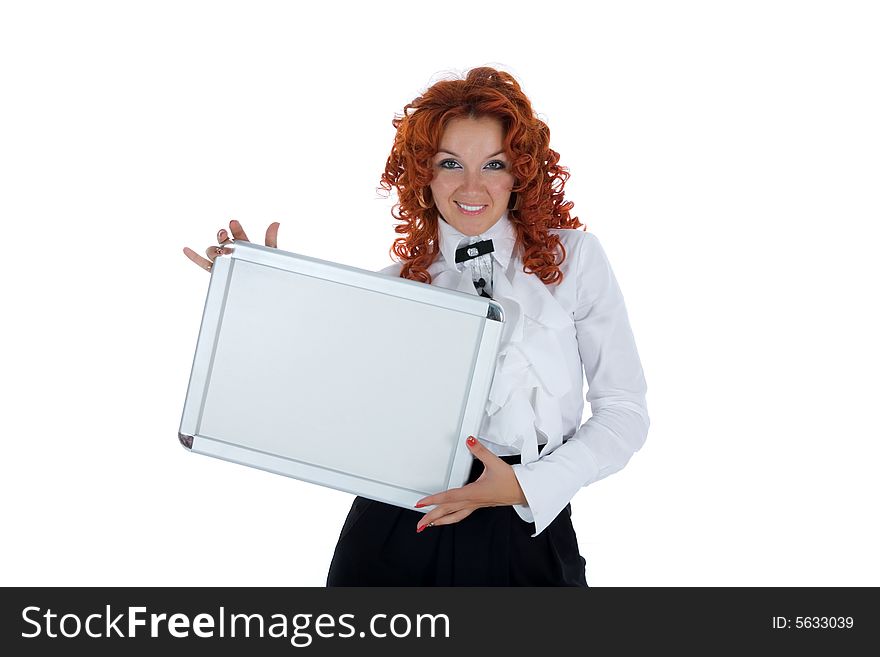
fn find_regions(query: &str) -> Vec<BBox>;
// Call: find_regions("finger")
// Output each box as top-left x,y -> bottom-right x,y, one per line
414,493 -> 445,508
415,484 -> 473,509
417,502 -> 469,530
183,247 -> 213,272
418,506 -> 475,531
229,219 -> 250,242
217,229 -> 233,245
465,435 -> 499,465
265,222 -> 280,248
204,245 -> 233,262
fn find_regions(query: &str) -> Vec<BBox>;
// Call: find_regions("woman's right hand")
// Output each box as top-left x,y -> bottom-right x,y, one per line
182,219 -> 281,273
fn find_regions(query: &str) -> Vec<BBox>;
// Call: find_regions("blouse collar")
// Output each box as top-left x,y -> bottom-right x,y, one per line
436,211 -> 517,271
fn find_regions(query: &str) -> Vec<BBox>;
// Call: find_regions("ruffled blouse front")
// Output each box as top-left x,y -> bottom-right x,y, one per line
430,213 -> 574,467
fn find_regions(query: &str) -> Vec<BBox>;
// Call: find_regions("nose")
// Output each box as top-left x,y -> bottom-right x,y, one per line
457,169 -> 486,199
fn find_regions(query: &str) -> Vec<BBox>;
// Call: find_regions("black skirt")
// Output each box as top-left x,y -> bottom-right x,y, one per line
326,454 -> 589,587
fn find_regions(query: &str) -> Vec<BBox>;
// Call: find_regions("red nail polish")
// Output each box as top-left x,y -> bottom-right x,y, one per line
414,502 -> 426,508
417,525 -> 425,533
467,436 -> 476,446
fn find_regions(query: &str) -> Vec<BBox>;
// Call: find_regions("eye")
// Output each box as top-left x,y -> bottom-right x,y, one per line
484,160 -> 506,170
438,159 -> 461,170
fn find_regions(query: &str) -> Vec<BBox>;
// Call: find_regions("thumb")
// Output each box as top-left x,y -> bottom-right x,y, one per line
465,435 -> 492,462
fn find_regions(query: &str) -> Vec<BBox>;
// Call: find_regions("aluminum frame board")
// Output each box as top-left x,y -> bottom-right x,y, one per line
178,240 -> 504,513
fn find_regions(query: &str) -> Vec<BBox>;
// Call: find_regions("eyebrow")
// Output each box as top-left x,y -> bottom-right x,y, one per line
437,149 -> 507,159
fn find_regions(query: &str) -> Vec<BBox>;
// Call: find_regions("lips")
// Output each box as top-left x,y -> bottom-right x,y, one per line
455,201 -> 487,215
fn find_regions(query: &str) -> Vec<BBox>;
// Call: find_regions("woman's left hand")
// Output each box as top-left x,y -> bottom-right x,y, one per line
414,436 -> 527,532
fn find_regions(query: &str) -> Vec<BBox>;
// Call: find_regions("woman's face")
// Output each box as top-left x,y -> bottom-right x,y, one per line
429,115 -> 515,236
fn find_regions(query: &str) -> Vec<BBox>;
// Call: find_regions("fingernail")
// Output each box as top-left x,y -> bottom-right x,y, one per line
466,436 -> 476,446
416,525 -> 426,533
414,502 -> 426,508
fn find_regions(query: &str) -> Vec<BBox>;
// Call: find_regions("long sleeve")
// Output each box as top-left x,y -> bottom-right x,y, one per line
511,232 -> 650,536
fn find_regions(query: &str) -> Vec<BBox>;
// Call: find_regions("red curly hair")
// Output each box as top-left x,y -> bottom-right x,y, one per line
379,66 -> 584,285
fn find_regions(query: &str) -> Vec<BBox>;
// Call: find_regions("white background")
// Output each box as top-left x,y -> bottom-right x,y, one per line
2,0 -> 877,587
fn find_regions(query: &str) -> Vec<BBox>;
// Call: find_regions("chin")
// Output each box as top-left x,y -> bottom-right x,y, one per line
441,209 -> 503,234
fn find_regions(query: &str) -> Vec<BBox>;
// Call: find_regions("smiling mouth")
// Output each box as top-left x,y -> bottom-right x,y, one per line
455,201 -> 487,214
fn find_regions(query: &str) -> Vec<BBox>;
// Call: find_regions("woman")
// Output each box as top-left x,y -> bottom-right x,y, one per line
183,67 -> 650,587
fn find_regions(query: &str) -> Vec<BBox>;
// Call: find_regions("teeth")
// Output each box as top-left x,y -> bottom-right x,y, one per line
456,202 -> 485,212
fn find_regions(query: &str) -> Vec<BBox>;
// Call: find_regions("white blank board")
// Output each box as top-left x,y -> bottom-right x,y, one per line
178,240 -> 504,510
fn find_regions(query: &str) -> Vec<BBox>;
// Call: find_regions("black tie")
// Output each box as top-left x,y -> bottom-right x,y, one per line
474,277 -> 491,298
455,238 -> 494,299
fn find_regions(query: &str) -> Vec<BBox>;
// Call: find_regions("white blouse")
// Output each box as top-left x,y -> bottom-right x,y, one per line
377,211 -> 650,537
